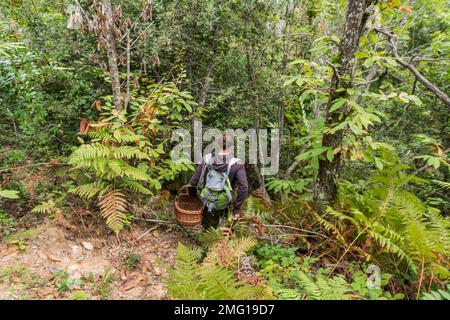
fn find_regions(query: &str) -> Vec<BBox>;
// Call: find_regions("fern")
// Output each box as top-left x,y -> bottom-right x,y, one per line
325,165 -> 450,278
69,143 -> 110,163
68,89 -> 195,233
112,146 -> 150,160
198,227 -> 225,248
421,286 -> 450,300
31,199 -> 59,216
297,271 -> 355,300
198,264 -> 266,300
166,242 -> 271,300
203,236 -> 257,269
98,190 -> 129,234
431,180 -> 450,190
0,189 -> 20,199
165,243 -> 204,299
120,179 -> 152,195
69,181 -> 108,199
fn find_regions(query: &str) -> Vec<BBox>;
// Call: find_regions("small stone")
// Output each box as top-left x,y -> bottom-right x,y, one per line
152,266 -> 161,276
50,267 -> 62,273
71,245 -> 81,256
68,265 -> 82,280
82,241 -> 94,251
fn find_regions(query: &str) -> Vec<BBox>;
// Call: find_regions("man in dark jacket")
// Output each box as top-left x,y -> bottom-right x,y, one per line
187,135 -> 248,229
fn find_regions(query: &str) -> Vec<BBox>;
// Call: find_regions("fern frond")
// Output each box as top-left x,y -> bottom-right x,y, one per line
431,180 -> 450,190
112,146 -> 150,160
368,229 -> 417,273
313,211 -> 345,242
205,236 -> 257,269
198,264 -> 268,300
120,179 -> 152,195
165,242 -> 272,300
88,129 -> 114,143
165,243 -> 206,300
69,143 -> 110,163
198,227 -> 224,248
69,181 -> 107,199
31,199 -> 57,215
297,271 -> 355,300
121,166 -> 151,181
421,286 -> 450,300
98,190 -> 129,234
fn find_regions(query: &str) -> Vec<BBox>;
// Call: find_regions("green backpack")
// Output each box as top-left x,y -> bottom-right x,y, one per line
198,154 -> 240,213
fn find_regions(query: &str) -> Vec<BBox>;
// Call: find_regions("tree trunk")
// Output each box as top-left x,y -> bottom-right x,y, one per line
196,25 -> 220,112
313,0 -> 377,209
246,45 -> 269,199
103,0 -> 122,111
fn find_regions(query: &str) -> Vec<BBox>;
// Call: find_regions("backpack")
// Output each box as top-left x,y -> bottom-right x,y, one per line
198,153 -> 240,213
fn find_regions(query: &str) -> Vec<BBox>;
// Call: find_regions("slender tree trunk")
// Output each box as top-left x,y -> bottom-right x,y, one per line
196,25 -> 220,112
103,0 -> 122,111
313,0 -> 377,209
246,44 -> 269,199
124,29 -> 131,112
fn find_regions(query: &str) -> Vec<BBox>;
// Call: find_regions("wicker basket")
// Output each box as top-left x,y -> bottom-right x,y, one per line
175,185 -> 203,226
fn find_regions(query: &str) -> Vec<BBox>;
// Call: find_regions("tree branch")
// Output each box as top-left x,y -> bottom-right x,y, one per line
376,28 -> 450,107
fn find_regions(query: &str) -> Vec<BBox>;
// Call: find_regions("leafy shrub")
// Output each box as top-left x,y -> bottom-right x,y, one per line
324,163 -> 450,279
68,82 -> 196,233
252,243 -> 398,300
0,210 -> 16,236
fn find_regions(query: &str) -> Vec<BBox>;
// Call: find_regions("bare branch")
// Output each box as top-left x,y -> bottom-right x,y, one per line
376,28 -> 450,107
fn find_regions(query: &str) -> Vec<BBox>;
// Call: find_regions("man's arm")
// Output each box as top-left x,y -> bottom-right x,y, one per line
189,163 -> 203,188
232,164 -> 248,218
187,163 -> 204,197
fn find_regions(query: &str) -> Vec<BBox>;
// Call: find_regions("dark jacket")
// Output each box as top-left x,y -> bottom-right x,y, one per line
188,154 -> 248,215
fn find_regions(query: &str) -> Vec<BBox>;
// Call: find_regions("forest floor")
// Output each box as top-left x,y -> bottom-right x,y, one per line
0,213 -> 193,300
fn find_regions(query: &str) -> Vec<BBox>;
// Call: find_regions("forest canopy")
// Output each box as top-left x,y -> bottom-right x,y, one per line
0,0 -> 449,301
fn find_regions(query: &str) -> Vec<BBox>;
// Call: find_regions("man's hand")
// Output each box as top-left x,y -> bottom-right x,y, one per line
233,211 -> 241,221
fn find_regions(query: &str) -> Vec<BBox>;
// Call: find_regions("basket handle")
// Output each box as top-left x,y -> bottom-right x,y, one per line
177,185 -> 191,197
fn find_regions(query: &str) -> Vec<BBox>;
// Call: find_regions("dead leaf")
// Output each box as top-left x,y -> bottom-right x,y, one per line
400,7 -> 412,13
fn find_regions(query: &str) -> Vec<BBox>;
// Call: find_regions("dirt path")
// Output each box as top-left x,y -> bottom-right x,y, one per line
0,218 -> 193,300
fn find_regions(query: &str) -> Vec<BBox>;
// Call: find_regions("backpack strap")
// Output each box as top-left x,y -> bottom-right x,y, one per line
197,153 -> 212,191
226,157 -> 240,177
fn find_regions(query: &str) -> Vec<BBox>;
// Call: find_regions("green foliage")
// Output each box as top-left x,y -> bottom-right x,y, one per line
327,163 -> 450,278
93,268 -> 118,300
0,2 -> 101,157
266,178 -> 312,195
71,290 -> 91,300
31,199 -> 61,218
421,286 -> 450,300
0,189 -> 20,199
0,263 -> 48,299
166,242 -> 271,300
53,270 -> 71,293
67,82 -> 196,233
122,253 -> 141,270
0,210 -> 16,236
253,243 -> 399,300
3,229 -> 37,252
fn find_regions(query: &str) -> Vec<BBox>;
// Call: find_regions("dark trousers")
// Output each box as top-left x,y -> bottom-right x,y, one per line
202,208 -> 229,229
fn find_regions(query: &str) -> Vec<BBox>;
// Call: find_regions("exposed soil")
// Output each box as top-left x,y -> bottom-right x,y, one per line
0,218 -> 194,300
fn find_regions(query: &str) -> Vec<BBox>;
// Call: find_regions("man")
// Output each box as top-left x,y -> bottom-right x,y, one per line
187,134 -> 248,229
